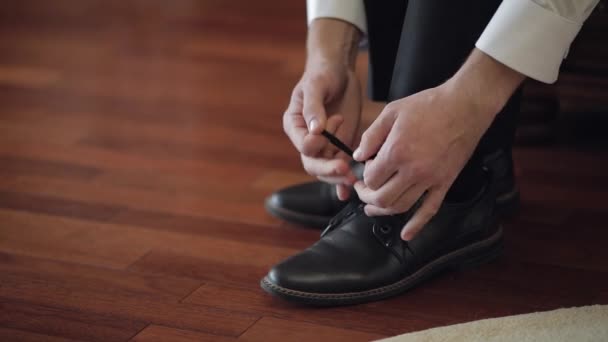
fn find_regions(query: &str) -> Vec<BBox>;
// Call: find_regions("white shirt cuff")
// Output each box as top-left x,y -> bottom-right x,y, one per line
307,0 -> 367,34
476,0 -> 583,84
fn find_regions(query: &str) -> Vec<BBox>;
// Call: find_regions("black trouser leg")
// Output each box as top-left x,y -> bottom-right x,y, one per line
384,0 -> 521,201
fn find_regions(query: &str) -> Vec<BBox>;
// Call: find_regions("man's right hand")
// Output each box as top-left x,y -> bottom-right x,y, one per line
282,19 -> 362,200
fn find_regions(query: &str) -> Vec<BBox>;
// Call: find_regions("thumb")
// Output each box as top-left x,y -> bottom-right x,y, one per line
353,108 -> 396,161
302,84 -> 327,134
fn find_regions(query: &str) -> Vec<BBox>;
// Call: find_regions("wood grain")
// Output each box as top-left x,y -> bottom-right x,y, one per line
238,317 -> 385,342
0,0 -> 607,341
131,325 -> 236,342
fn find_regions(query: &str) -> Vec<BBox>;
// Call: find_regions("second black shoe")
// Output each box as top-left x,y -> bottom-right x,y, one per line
265,149 -> 519,228
261,172 -> 502,306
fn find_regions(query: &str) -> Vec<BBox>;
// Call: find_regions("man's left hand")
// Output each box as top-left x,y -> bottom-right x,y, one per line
352,83 -> 494,241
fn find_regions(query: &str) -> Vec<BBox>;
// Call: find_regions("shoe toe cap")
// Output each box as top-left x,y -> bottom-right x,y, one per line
266,256 -> 316,291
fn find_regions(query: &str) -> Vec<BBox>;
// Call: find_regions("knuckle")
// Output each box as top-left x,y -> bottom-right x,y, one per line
396,200 -> 413,213
385,144 -> 404,163
291,85 -> 300,97
305,75 -> 324,88
363,172 -> 379,190
359,130 -> 369,143
373,194 -> 390,208
384,102 -> 398,114
303,165 -> 317,176
417,168 -> 431,180
425,202 -> 440,216
409,163 -> 426,179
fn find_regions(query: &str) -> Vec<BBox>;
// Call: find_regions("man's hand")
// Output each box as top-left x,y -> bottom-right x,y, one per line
353,49 -> 525,240
283,19 -> 362,200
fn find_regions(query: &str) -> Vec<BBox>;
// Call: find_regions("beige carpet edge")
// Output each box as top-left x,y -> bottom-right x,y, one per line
378,305 -> 608,342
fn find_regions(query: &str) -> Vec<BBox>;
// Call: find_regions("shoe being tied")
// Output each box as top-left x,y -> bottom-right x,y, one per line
261,173 -> 502,306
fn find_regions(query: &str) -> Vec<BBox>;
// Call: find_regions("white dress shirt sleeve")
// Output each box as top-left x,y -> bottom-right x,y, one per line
307,0 -> 600,84
476,0 -> 600,83
307,0 -> 367,34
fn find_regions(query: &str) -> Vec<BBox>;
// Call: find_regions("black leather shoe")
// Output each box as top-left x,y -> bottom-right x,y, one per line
264,181 -> 346,227
261,175 -> 502,306
265,149 -> 519,227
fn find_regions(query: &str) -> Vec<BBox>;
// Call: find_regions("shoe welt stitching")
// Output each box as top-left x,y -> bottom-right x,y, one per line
262,226 -> 503,301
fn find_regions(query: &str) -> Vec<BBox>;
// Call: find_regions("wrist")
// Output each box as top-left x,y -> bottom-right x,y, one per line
445,48 -> 525,122
306,18 -> 361,71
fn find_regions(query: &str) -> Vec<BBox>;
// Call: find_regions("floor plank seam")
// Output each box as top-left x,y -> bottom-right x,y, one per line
0,296 -> 149,340
123,250 -> 153,271
177,282 -> 207,304
126,323 -> 151,341
236,316 -> 263,338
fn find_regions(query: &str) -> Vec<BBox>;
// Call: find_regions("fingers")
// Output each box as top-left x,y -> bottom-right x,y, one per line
401,187 -> 446,241
282,88 -> 307,148
301,154 -> 350,179
356,181 -> 427,216
318,174 -> 357,185
302,82 -> 326,134
283,87 -> 331,157
355,172 -> 406,209
353,107 -> 397,162
336,184 -> 352,201
321,115 -> 344,159
362,157 -> 397,190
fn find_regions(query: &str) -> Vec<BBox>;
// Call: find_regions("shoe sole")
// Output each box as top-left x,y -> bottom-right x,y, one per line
260,225 -> 503,306
265,189 -> 520,229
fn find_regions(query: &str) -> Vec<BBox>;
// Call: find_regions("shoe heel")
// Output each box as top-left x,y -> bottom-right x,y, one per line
452,240 -> 504,272
496,190 -> 520,218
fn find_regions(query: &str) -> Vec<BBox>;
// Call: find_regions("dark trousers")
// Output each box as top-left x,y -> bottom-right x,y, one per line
363,0 -> 521,197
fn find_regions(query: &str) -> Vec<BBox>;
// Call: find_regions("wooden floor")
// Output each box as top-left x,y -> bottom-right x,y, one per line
1,1 -> 608,341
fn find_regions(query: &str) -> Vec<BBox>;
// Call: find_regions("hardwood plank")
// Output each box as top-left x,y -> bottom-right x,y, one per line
0,113 -> 295,162
0,156 -> 100,180
0,299 -> 145,342
0,65 -> 60,87
0,0 -> 606,340
131,325 -> 236,342
184,282 -> 446,336
0,191 -> 121,223
0,208 -> 301,271
238,317 -> 385,342
127,250 -> 270,286
504,220 -> 608,272
78,134 -> 300,171
0,140 -> 288,180
184,255 -> 608,336
0,252 -> 202,302
0,190 -> 317,250
0,175 -> 276,225
0,252 -> 259,337
0,288 -> 258,338
0,209 -> 152,268
111,209 -> 317,250
0,326 -> 82,342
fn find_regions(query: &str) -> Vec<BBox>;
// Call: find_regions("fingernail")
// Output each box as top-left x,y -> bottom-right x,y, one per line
308,119 -> 318,132
353,148 -> 362,160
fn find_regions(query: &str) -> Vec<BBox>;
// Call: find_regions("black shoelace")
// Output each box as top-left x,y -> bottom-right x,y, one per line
319,130 -> 420,255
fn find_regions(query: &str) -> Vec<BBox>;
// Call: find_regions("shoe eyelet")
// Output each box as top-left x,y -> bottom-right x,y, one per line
379,225 -> 392,234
